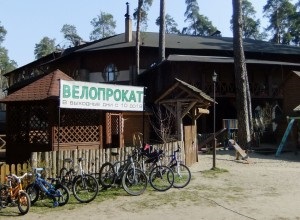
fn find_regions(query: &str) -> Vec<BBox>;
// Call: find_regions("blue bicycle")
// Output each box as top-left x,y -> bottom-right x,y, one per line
26,168 -> 69,207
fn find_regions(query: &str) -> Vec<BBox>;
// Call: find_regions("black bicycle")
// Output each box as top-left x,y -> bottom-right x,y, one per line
59,158 -> 77,191
135,146 -> 175,192
59,158 -> 99,203
99,151 -> 147,196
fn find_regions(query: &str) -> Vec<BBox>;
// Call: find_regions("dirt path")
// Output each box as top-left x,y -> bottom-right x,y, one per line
2,150 -> 300,220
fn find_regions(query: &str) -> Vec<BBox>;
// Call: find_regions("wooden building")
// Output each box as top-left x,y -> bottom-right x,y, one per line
2,4 -> 300,162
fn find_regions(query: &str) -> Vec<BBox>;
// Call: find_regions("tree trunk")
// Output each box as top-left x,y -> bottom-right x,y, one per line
135,0 -> 143,79
232,0 -> 252,149
159,0 -> 166,62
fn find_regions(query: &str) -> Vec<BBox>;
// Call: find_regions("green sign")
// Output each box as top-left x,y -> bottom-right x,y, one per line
60,80 -> 144,111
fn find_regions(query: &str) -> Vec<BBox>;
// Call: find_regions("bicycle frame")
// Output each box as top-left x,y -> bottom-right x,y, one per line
74,158 -> 89,187
113,155 -> 136,182
32,168 -> 59,198
70,158 -> 99,203
137,148 -> 164,174
6,173 -> 28,200
1,173 -> 31,215
167,148 -> 182,175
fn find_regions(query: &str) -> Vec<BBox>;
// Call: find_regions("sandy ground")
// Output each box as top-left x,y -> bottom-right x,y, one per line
1,149 -> 300,220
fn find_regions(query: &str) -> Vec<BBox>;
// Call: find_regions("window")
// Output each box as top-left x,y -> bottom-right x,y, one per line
103,63 -> 119,82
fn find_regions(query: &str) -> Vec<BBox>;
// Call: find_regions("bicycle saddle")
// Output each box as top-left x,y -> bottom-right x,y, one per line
111,152 -> 119,156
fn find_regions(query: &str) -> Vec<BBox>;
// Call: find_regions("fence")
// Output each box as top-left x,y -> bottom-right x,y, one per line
0,141 -> 184,179
0,163 -> 29,183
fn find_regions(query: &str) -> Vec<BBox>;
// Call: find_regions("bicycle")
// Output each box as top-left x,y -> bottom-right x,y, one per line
26,168 -> 69,207
59,158 -> 77,191
60,157 -> 99,203
99,151 -> 147,196
0,173 -> 31,215
166,146 -> 191,188
134,145 -> 175,192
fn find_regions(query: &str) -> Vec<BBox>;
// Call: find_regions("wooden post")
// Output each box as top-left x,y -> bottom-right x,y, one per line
177,102 -> 183,141
31,152 -> 37,169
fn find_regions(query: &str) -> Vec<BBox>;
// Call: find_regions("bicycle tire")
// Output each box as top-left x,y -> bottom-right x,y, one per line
99,162 -> 115,188
17,191 -> 30,215
72,174 -> 99,203
122,168 -> 147,196
55,184 -> 70,206
170,163 -> 191,188
26,184 -> 39,204
149,165 -> 174,192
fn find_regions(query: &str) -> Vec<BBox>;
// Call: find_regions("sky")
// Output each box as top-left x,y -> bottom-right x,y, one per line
0,0 -> 281,67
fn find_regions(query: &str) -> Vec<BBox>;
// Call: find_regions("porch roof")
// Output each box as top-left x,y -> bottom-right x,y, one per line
294,105 -> 300,112
155,78 -> 215,105
0,69 -> 74,102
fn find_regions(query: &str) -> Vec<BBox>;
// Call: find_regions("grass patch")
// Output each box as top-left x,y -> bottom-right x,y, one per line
201,167 -> 229,178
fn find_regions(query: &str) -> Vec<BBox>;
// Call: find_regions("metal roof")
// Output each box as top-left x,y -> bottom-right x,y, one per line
73,32 -> 300,55
166,54 -> 300,66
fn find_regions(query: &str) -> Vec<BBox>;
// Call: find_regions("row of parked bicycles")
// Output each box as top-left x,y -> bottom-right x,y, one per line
0,144 -> 191,215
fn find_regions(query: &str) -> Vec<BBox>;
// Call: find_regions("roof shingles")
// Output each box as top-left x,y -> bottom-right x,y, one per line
0,69 -> 73,102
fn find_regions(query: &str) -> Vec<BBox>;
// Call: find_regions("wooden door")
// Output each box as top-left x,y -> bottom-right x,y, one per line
184,125 -> 197,166
105,113 -> 124,148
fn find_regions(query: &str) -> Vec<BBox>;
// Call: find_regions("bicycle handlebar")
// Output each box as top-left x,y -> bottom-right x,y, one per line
8,173 -> 29,183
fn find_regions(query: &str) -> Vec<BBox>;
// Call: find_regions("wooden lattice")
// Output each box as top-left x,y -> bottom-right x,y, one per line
111,114 -> 119,135
53,125 -> 100,143
8,104 -> 49,144
53,109 -> 101,143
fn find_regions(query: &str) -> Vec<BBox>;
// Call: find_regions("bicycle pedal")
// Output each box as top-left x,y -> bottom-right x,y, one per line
53,201 -> 59,207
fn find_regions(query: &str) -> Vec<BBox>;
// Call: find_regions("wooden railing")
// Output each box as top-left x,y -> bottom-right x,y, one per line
199,81 -> 282,98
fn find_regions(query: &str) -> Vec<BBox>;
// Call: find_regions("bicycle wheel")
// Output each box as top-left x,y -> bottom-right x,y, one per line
170,163 -> 191,188
122,168 -> 147,196
72,174 -> 99,203
99,162 -> 115,188
149,165 -> 174,192
17,191 -> 30,215
55,184 -> 70,206
26,183 -> 39,204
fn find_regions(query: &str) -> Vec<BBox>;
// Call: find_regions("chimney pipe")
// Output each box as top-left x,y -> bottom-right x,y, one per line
125,2 -> 132,42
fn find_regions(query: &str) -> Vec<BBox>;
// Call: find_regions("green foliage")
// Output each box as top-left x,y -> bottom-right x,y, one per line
61,24 -> 83,47
183,0 -> 217,36
0,22 -> 7,44
263,0 -> 296,44
156,14 -> 180,34
0,22 -> 17,109
0,22 -> 16,73
89,11 -> 116,41
230,0 -> 266,40
34,36 -> 56,59
133,0 -> 153,32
